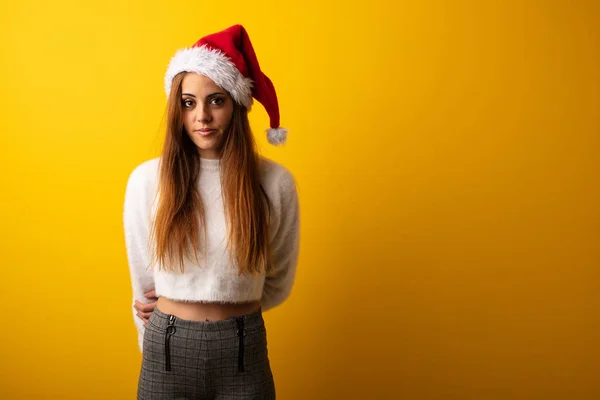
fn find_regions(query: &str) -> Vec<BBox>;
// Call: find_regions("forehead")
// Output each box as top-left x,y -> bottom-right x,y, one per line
181,73 -> 225,95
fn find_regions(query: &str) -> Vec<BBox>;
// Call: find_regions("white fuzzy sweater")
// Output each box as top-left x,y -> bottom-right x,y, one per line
123,156 -> 300,351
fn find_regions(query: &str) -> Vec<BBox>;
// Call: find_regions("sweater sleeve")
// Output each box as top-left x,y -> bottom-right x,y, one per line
261,169 -> 300,311
123,163 -> 156,353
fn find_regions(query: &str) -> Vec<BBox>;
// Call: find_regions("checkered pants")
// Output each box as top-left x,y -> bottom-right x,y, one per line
137,306 -> 276,399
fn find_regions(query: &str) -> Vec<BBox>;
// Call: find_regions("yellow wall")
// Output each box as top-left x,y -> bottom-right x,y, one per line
1,0 -> 598,399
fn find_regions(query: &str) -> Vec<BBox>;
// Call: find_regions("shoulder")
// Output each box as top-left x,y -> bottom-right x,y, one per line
125,157 -> 161,197
127,158 -> 160,185
258,155 -> 298,198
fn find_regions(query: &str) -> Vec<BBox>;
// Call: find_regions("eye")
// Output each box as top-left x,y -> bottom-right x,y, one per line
210,97 -> 225,106
182,99 -> 195,108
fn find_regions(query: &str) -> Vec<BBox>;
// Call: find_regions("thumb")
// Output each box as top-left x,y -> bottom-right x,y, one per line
144,289 -> 156,299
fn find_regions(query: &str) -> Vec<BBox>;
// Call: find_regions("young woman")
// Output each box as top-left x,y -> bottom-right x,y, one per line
123,24 -> 300,399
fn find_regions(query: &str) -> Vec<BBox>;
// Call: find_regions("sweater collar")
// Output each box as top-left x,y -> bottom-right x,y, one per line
200,157 -> 220,171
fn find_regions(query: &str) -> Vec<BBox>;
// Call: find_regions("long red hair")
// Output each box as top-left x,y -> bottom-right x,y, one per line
149,72 -> 272,275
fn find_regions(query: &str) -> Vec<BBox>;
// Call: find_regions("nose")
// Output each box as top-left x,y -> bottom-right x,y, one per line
196,104 -> 211,123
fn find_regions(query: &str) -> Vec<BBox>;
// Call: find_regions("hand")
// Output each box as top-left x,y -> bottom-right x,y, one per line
134,289 -> 158,328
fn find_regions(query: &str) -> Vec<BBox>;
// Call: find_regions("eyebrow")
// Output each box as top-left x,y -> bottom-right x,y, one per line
181,92 -> 226,98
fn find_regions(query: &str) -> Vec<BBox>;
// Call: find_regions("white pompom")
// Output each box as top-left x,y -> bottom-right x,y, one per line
266,127 -> 289,146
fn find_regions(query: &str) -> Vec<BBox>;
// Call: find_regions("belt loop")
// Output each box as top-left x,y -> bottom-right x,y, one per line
235,317 -> 247,372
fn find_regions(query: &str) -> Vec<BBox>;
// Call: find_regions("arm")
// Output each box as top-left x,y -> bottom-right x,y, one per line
123,164 -> 156,353
261,170 -> 300,311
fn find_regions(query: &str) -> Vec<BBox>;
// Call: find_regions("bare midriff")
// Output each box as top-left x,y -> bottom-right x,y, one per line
156,296 -> 261,322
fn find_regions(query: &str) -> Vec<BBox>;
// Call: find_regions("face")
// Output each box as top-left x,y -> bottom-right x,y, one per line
181,73 -> 234,159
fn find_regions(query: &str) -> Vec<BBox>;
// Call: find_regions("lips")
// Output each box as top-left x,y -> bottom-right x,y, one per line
195,129 -> 217,137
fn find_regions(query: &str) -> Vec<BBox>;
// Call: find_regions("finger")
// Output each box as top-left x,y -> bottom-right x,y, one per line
137,310 -> 153,319
144,289 -> 157,299
135,300 -> 157,313
136,311 -> 153,321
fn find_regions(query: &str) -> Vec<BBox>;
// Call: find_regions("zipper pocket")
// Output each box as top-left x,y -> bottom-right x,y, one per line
165,315 -> 176,371
235,317 -> 246,372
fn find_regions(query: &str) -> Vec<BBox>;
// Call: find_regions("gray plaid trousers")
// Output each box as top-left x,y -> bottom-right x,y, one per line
137,306 -> 276,400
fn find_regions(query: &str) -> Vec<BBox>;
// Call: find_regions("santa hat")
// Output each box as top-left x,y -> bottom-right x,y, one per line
164,24 -> 288,146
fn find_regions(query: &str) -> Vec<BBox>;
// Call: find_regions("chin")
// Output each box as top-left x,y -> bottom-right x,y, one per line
193,140 -> 216,150
194,143 -> 222,154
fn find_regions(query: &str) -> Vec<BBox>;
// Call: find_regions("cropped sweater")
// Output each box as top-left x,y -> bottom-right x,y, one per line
123,156 -> 300,352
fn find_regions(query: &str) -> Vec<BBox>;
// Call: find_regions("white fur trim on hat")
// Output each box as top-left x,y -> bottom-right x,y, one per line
267,127 -> 288,146
164,45 -> 254,109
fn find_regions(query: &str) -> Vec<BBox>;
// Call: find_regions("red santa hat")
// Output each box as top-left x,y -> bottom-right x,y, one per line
164,24 -> 288,146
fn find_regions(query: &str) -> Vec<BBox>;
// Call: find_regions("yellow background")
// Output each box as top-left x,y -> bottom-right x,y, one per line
1,0 -> 598,399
